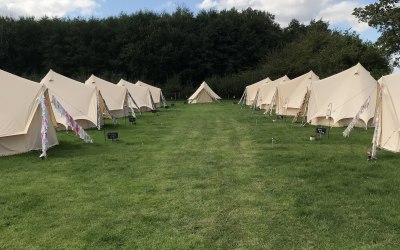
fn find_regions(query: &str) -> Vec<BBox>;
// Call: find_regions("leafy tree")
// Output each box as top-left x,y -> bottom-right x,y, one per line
261,20 -> 391,80
0,8 -> 392,98
353,0 -> 400,65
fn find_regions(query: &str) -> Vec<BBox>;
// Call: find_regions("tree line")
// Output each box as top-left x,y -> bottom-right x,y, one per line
0,7 -> 392,99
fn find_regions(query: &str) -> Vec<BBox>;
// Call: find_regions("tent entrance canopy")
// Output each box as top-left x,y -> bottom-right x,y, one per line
190,88 -> 214,103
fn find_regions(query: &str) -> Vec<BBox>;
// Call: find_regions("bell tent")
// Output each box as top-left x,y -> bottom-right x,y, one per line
307,63 -> 377,127
276,71 -> 319,117
256,75 -> 290,110
135,81 -> 166,108
85,75 -> 139,118
239,77 -> 271,106
0,70 -> 59,156
188,81 -> 221,104
117,79 -> 156,112
41,70 -> 109,130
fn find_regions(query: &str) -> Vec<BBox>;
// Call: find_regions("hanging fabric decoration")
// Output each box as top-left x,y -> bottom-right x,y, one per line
96,92 -> 102,130
101,96 -> 117,124
267,91 -> 277,116
238,90 -> 246,106
343,97 -> 370,137
39,92 -> 49,158
51,96 -> 93,143
96,91 -> 117,125
371,89 -> 382,158
161,92 -> 167,108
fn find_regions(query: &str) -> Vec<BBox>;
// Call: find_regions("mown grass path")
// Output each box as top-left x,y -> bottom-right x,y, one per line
1,102 -> 400,249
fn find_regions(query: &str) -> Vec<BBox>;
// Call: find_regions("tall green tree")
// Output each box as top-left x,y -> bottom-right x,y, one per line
0,8 -> 393,98
353,0 -> 400,65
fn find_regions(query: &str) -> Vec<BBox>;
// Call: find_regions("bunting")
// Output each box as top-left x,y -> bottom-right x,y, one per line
371,89 -> 382,158
343,97 -> 370,137
97,92 -> 102,130
267,90 -> 277,116
161,92 -> 167,108
51,96 -> 93,143
101,95 -> 117,124
39,93 -> 49,158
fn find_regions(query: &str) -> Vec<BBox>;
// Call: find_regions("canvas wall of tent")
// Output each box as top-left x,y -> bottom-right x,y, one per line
374,73 -> 400,153
307,63 -> 377,127
117,79 -> 156,112
85,75 -> 139,118
41,70 -> 111,130
188,81 -> 221,104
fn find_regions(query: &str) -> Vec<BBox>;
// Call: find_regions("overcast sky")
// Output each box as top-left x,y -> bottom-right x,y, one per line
0,0 -> 380,41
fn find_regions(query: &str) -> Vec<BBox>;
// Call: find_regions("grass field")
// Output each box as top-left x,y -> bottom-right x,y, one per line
1,101 -> 400,249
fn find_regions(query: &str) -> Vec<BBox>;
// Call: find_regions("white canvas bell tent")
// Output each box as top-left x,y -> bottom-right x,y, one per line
188,81 -> 221,104
372,73 -> 400,153
307,63 -> 377,127
117,79 -> 156,112
85,75 -> 139,118
239,77 -> 271,106
41,70 -> 109,130
135,80 -> 167,108
276,71 -> 319,116
0,70 -> 59,156
256,75 -> 290,110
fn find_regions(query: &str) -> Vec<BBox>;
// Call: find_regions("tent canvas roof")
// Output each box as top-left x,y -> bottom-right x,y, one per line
1,70 -> 44,137
41,70 -> 99,129
307,63 -> 377,127
85,75 -> 127,112
276,71 -> 319,115
117,79 -> 155,111
135,80 -> 164,106
257,75 -> 290,109
243,77 -> 271,106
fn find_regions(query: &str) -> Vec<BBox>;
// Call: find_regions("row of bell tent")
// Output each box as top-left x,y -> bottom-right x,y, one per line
0,69 -> 167,157
239,63 -> 400,156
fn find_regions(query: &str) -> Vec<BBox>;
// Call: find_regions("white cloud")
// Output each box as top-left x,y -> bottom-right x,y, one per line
317,1 -> 370,32
0,0 -> 99,18
160,1 -> 178,11
196,0 -> 370,31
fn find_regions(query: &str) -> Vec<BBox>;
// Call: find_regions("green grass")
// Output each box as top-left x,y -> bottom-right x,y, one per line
1,101 -> 400,249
